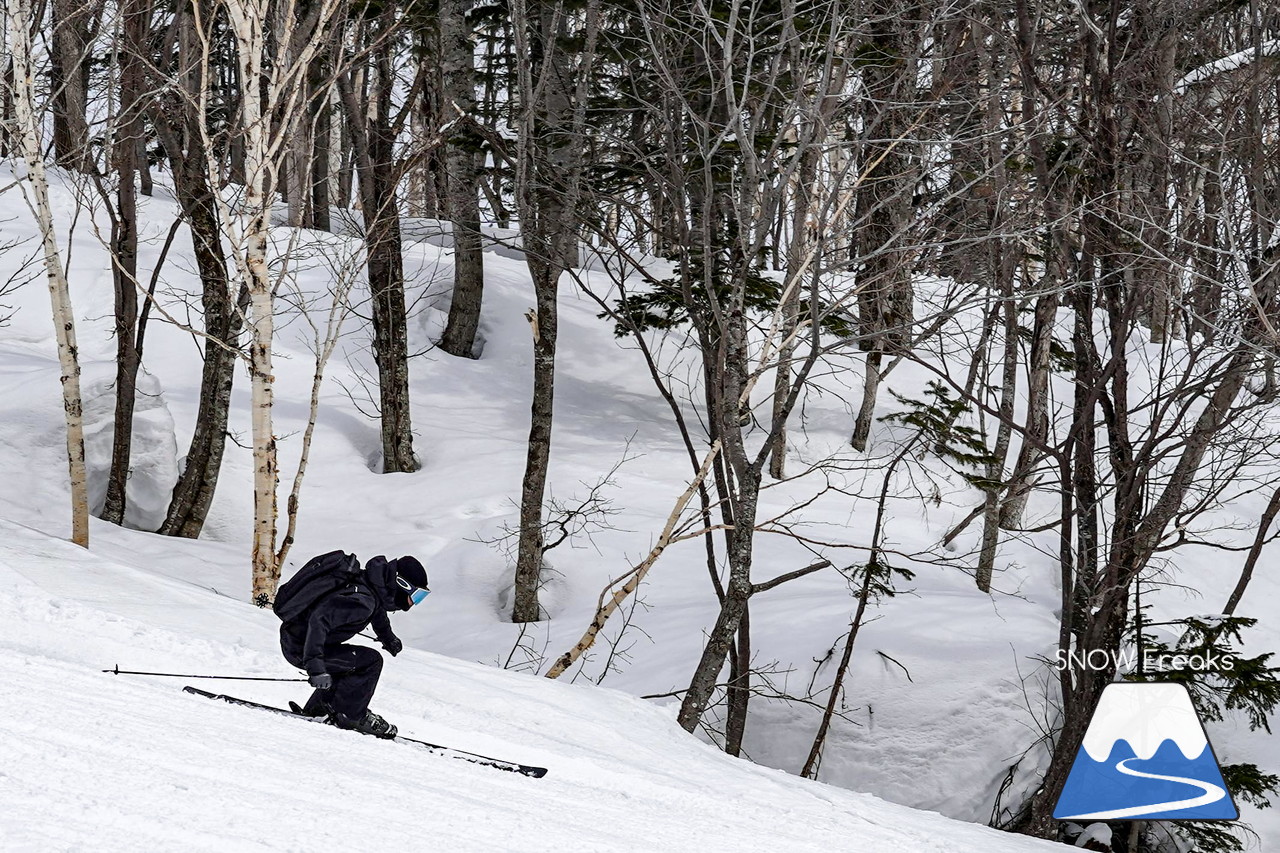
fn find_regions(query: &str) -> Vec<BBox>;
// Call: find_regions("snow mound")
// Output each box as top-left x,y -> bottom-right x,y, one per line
81,363 -> 179,531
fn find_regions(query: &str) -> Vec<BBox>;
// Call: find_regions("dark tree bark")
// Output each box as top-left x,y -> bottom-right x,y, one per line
1,58 -> 12,157
49,0 -> 94,169
933,8 -> 988,285
1012,0 -> 1271,834
512,271 -> 559,622
340,12 -> 419,474
101,0 -> 149,526
851,2 -> 918,451
439,0 -> 486,359
723,602 -> 750,756
510,0 -> 597,623
156,152 -> 247,538
309,55 -> 332,232
152,4 -> 246,538
998,0 -> 1075,530
677,293 -> 760,732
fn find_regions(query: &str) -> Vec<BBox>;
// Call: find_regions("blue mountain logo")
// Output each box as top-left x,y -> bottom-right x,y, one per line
1053,682 -> 1238,821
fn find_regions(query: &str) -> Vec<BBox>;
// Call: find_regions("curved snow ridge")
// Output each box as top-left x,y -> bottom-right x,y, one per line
1081,683 -> 1207,762
1058,757 -> 1227,820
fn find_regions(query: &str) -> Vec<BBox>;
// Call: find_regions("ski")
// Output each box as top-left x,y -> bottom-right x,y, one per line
183,686 -> 548,778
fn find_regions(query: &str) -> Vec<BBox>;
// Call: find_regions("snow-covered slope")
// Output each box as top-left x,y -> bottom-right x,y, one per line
0,519 -> 1061,852
1,162 -> 1276,850
0,165 -> 1071,830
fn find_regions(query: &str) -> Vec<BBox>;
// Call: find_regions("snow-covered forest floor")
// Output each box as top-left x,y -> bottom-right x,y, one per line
1,165 -> 1276,850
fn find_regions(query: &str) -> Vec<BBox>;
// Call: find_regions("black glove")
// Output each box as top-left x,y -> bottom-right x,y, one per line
382,636 -> 403,657
309,672 -> 333,690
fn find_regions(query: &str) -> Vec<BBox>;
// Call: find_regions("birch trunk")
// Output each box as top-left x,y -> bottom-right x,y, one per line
545,443 -> 720,678
224,0 -> 280,604
8,0 -> 90,545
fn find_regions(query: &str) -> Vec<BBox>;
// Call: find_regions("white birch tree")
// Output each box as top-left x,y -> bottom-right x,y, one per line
6,0 -> 90,546
199,0 -> 344,603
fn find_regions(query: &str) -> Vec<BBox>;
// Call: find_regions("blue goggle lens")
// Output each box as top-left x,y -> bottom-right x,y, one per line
396,575 -> 431,606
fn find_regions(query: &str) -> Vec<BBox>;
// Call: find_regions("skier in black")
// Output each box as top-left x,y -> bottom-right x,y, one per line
279,554 -> 430,738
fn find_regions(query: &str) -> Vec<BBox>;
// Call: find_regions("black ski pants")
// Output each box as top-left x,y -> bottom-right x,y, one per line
290,644 -> 383,722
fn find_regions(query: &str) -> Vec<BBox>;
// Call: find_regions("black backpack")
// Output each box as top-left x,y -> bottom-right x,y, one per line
273,550 -> 363,624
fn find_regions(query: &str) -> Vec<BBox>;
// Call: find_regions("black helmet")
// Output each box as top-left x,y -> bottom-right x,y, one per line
390,556 -> 429,609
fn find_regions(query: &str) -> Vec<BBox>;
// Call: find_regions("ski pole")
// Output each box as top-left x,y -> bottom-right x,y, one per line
104,665 -> 308,682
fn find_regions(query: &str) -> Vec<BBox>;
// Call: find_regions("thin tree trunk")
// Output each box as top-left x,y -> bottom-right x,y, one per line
850,1 -> 917,451
2,58 -> 14,157
1000,0 -> 1069,530
512,275 -> 558,622
676,484 -> 758,732
678,299 -> 760,732
102,0 -> 147,526
102,162 -> 141,526
340,17 -> 419,474
724,603 -> 750,756
769,142 -> 818,478
509,0 -> 598,623
802,553 -> 875,778
136,133 -> 152,196
1223,485 -> 1280,615
934,13 -> 987,284
9,0 -> 90,545
336,110 -> 354,209
803,435 -> 914,775
976,249 -> 1018,591
223,0 -> 281,604
997,288 -> 1057,529
851,347 -> 882,451
975,36 -> 1016,589
310,73 -> 332,232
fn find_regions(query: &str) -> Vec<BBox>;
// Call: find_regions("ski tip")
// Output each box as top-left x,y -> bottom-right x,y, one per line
527,767 -> 548,779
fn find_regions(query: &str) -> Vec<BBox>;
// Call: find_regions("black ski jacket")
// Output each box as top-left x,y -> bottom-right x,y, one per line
280,559 -> 402,675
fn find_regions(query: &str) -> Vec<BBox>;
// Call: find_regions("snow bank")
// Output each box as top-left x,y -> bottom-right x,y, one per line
81,363 -> 180,531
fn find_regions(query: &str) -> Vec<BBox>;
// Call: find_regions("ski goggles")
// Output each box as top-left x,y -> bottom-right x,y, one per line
396,575 -> 431,606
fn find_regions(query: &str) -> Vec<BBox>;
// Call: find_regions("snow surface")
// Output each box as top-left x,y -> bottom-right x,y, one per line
0,519 -> 1062,852
0,161 -> 1275,850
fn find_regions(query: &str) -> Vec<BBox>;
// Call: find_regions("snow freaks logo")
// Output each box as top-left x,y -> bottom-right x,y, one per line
1054,647 -> 1237,672
1053,682 -> 1238,821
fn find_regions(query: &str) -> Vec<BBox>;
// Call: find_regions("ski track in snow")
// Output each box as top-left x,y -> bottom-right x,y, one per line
1056,757 -> 1228,820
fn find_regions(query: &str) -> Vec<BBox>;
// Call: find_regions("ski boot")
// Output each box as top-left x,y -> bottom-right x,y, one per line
334,709 -> 398,739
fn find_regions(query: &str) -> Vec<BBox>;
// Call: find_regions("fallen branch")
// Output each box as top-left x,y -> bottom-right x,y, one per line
544,441 -> 721,679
